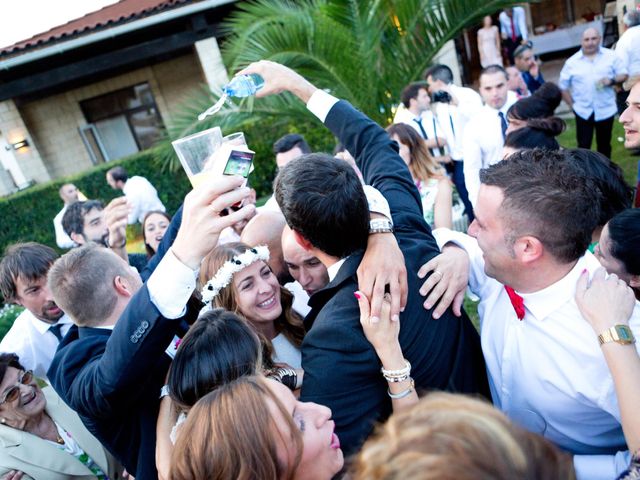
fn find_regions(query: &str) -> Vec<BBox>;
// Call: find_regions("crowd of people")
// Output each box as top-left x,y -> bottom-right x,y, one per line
0,14 -> 639,480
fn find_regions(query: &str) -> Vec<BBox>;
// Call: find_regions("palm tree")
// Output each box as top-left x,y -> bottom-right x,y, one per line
158,0 -> 524,171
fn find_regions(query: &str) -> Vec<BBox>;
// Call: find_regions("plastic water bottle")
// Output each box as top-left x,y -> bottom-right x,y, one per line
198,74 -> 265,121
223,74 -> 265,97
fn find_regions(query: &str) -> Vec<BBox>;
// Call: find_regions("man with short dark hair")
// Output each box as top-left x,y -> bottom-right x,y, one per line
423,64 -> 483,221
62,200 -> 109,247
239,60 -> 488,456
463,65 -> 517,206
106,166 -> 165,224
53,183 -> 81,249
513,44 -> 544,94
272,133 -> 311,169
432,149 -> 640,479
559,27 -> 628,158
48,176 -> 256,480
0,243 -> 72,378
395,82 -> 448,156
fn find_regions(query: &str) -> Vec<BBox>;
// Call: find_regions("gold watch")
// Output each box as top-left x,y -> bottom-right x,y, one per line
598,325 -> 636,346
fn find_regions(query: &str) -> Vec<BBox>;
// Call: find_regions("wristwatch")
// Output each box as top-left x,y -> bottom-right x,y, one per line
369,218 -> 394,234
598,325 -> 636,346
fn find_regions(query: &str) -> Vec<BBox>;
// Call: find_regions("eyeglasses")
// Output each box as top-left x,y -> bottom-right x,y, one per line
0,370 -> 34,405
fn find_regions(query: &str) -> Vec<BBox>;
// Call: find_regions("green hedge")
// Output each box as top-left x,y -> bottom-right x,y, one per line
0,150 -> 191,255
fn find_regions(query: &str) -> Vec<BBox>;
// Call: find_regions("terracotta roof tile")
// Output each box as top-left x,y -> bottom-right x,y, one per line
1,0 -> 194,56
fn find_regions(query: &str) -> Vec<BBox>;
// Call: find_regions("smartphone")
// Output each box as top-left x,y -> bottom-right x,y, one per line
223,149 -> 254,178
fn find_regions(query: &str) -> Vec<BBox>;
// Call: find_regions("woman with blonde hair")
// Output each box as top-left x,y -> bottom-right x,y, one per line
351,392 -> 575,480
386,123 -> 453,228
200,242 -> 305,372
170,375 -> 343,480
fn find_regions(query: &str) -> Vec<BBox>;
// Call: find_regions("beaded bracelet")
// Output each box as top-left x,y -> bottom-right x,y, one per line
388,378 -> 415,399
381,359 -> 411,382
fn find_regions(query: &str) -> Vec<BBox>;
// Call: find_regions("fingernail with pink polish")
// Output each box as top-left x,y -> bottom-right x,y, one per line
353,292 -> 361,300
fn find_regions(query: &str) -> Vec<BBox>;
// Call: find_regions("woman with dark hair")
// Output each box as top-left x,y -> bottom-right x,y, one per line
386,123 -> 453,228
506,82 -> 565,134
200,242 -> 305,370
502,117 -> 564,156
142,210 -> 171,257
594,209 -> 640,298
156,309 -> 263,479
565,148 -> 634,244
0,353 -> 122,479
170,375 -> 344,480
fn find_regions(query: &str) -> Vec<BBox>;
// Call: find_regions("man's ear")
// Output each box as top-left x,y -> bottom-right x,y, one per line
514,236 -> 543,264
113,275 -> 134,298
70,233 -> 85,245
292,229 -> 314,252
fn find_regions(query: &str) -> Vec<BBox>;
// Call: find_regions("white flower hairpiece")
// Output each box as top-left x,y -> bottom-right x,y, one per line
201,245 -> 270,304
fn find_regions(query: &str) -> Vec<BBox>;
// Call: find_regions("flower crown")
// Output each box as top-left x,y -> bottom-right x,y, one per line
201,245 -> 270,304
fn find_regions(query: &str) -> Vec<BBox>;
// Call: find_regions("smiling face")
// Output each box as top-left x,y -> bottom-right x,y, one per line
13,274 -> 63,324
467,185 -> 518,284
232,261 -> 282,331
620,82 -> 640,149
266,379 -> 343,480
0,367 -> 46,429
143,212 -> 170,254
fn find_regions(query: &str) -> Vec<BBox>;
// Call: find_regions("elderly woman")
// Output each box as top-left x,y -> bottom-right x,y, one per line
0,354 -> 121,479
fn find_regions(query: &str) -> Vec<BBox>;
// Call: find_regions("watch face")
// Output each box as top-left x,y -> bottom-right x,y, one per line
615,325 -> 635,343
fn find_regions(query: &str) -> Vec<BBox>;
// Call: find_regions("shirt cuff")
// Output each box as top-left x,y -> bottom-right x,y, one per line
573,451 -> 630,480
363,185 -> 391,221
306,90 -> 340,123
147,249 -> 198,319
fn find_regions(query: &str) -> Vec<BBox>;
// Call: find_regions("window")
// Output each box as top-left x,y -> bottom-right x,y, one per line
80,83 -> 164,161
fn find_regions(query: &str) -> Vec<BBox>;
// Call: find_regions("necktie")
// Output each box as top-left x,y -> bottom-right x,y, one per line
49,324 -> 64,341
511,17 -> 517,41
413,117 -> 428,139
498,112 -> 508,140
504,286 -> 525,320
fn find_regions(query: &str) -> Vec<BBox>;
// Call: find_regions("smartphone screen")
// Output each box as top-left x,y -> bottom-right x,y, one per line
223,149 -> 254,178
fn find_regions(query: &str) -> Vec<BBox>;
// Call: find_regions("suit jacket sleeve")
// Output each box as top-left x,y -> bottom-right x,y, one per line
50,286 -> 184,419
323,101 -> 435,247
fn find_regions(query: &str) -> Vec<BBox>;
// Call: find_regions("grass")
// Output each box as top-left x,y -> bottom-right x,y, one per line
557,117 -> 638,186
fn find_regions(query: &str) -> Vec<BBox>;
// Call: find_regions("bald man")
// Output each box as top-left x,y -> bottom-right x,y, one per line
240,210 -> 293,285
282,225 -> 329,297
559,27 -> 627,158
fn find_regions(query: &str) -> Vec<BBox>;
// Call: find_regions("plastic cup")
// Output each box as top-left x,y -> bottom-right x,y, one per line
171,127 -> 223,188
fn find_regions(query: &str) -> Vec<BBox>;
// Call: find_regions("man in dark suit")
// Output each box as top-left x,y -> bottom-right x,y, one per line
47,176 -> 256,480
240,61 -> 489,456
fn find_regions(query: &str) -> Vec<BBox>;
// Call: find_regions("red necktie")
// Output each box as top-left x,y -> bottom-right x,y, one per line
511,17 -> 517,41
504,285 -> 525,320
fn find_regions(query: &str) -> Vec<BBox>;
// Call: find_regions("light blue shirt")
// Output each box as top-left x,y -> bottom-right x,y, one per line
559,47 -> 627,121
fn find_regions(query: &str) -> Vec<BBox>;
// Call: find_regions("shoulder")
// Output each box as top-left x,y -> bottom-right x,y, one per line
437,177 -> 453,192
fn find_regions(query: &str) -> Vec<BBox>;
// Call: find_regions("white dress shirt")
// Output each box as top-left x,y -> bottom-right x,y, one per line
284,281 -> 311,317
432,84 -> 484,161
147,249 -> 198,319
433,228 -> 639,480
53,205 -> 76,249
559,47 -> 628,121
462,90 -> 517,206
393,106 -> 447,157
122,176 -> 166,224
615,25 -> 640,77
499,6 -> 528,40
0,311 -> 73,379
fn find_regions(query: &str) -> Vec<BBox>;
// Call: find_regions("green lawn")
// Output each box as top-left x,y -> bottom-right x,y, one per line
558,117 -> 638,186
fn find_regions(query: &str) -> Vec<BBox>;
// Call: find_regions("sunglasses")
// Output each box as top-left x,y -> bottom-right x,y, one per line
0,370 -> 34,405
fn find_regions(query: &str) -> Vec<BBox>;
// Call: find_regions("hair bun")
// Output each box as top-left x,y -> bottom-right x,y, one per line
527,116 -> 565,136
